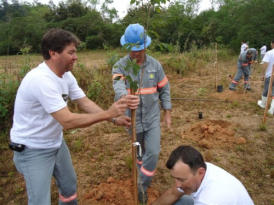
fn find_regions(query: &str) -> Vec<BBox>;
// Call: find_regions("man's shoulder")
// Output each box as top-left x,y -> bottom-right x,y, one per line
266,49 -> 274,55
146,55 -> 161,67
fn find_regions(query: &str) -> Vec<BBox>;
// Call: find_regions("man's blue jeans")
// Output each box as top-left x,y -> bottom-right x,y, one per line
13,138 -> 77,205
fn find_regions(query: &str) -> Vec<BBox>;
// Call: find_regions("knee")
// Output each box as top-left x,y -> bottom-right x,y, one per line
148,149 -> 160,158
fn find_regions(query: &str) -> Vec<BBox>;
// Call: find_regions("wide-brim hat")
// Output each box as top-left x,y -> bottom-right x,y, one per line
120,23 -> 151,51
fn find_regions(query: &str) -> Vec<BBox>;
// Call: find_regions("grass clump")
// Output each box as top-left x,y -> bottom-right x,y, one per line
258,122 -> 267,131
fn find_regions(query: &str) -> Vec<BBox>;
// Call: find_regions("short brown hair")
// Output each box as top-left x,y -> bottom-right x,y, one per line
41,28 -> 80,60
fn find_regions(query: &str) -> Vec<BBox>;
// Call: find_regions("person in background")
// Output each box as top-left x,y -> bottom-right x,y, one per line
152,145 -> 254,205
229,48 -> 258,91
9,28 -> 140,205
257,39 -> 274,114
240,41 -> 249,54
260,43 -> 267,64
112,23 -> 172,204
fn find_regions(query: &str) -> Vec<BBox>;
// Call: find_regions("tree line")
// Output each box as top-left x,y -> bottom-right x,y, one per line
0,0 -> 273,56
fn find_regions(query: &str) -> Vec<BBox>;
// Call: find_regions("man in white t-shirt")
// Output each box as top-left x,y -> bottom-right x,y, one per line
152,145 -> 254,205
260,43 -> 267,64
257,40 -> 274,114
9,28 -> 139,205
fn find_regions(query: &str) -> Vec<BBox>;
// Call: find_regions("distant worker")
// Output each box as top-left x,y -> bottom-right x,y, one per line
260,43 -> 267,64
257,39 -> 274,114
240,41 -> 249,54
151,145 -> 254,205
112,23 -> 172,204
229,48 -> 258,91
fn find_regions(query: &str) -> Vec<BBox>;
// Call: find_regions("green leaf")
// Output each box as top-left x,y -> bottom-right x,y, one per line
126,75 -> 133,83
155,6 -> 161,13
132,64 -> 140,76
114,76 -> 122,80
130,81 -> 138,93
130,0 -> 136,5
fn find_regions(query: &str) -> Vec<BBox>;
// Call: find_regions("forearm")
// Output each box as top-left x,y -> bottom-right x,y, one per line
262,63 -> 269,76
152,186 -> 183,205
159,85 -> 172,110
51,107 -> 111,130
113,83 -> 128,101
52,97 -> 130,129
74,97 -> 113,123
164,109 -> 171,116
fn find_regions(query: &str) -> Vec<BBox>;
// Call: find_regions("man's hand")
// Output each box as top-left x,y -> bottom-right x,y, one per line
114,116 -> 132,128
164,110 -> 172,129
261,76 -> 265,81
107,97 -> 129,119
121,94 -> 140,110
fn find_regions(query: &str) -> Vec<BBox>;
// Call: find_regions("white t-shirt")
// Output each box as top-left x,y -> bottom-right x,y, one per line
241,43 -> 248,53
262,49 -> 274,78
191,163 -> 254,205
260,45 -> 267,55
10,62 -> 85,149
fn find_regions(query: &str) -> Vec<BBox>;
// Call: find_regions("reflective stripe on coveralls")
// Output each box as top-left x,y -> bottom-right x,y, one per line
137,159 -> 142,165
59,193 -> 77,203
124,76 -> 168,94
141,166 -> 156,177
158,76 -> 168,88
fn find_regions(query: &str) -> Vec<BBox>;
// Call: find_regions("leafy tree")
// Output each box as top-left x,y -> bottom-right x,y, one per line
44,0 -> 88,23
100,0 -> 118,23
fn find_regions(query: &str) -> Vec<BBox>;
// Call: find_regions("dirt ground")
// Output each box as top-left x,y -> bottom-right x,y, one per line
1,52 -> 274,205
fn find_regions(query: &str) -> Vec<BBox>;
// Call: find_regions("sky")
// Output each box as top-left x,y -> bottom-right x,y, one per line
22,0 -> 212,18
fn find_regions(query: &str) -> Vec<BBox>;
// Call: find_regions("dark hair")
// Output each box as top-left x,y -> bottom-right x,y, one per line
247,50 -> 253,55
41,28 -> 80,60
166,145 -> 206,173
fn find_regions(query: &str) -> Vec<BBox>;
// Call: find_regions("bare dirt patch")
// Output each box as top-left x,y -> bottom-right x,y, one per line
82,178 -> 160,205
181,119 -> 247,149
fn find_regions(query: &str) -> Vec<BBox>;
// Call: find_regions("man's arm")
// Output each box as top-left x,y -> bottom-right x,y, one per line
164,109 -> 171,129
157,63 -> 172,128
51,97 -> 130,129
112,59 -> 129,101
75,95 -> 139,127
152,184 -> 184,205
261,62 -> 269,81
74,96 -> 105,114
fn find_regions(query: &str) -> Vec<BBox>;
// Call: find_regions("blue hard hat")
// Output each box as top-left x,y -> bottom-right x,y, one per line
120,23 -> 151,51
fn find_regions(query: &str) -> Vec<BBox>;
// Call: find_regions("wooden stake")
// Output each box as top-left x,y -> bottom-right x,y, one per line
130,89 -> 138,205
263,65 -> 274,123
214,42 -> 218,89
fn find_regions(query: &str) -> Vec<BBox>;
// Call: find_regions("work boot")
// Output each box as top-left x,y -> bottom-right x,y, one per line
229,82 -> 237,91
267,100 -> 274,115
244,83 -> 251,91
257,96 -> 267,108
138,191 -> 147,204
229,87 -> 236,91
